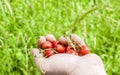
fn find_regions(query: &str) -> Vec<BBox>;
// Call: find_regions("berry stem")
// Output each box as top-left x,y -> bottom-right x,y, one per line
65,36 -> 76,50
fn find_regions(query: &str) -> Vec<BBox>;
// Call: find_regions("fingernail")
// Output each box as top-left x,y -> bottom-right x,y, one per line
70,34 -> 86,45
37,36 -> 46,48
46,34 -> 56,42
59,36 -> 67,45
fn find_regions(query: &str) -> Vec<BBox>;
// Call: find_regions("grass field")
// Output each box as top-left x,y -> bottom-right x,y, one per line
0,0 -> 120,75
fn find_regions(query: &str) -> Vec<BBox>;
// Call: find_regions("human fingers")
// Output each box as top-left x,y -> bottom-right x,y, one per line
37,36 -> 46,48
46,34 -> 56,42
70,34 -> 86,46
59,36 -> 67,45
37,34 -> 56,48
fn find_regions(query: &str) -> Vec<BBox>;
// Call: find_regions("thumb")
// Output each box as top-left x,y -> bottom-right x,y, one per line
31,48 -> 46,74
82,54 -> 104,67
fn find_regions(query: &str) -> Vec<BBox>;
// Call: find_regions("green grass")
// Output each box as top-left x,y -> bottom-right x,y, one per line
0,0 -> 120,75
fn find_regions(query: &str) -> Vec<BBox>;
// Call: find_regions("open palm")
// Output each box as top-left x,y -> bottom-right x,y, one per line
32,34 -> 107,75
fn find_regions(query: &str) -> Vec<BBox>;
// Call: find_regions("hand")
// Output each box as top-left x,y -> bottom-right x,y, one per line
32,34 -> 107,75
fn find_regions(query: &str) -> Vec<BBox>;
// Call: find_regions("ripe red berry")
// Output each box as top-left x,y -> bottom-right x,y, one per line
44,50 -> 56,58
80,49 -> 89,55
56,44 -> 66,53
52,41 -> 60,48
80,45 -> 90,55
66,49 -> 78,56
42,41 -> 53,49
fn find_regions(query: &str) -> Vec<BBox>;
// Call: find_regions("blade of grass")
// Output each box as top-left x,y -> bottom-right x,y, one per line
4,0 -> 13,16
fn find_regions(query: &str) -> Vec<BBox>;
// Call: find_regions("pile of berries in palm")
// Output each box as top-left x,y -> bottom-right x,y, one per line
37,35 -> 90,58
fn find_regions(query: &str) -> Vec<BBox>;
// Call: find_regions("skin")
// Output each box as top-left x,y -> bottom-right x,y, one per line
32,34 -> 107,75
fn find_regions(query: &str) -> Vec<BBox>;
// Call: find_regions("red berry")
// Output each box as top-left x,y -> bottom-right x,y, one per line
44,50 -> 56,58
80,49 -> 89,55
42,41 -> 53,49
52,41 -> 60,48
56,44 -> 66,53
66,49 -> 78,56
80,45 -> 90,55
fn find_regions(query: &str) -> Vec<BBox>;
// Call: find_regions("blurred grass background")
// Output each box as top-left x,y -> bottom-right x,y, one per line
0,0 -> 120,75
